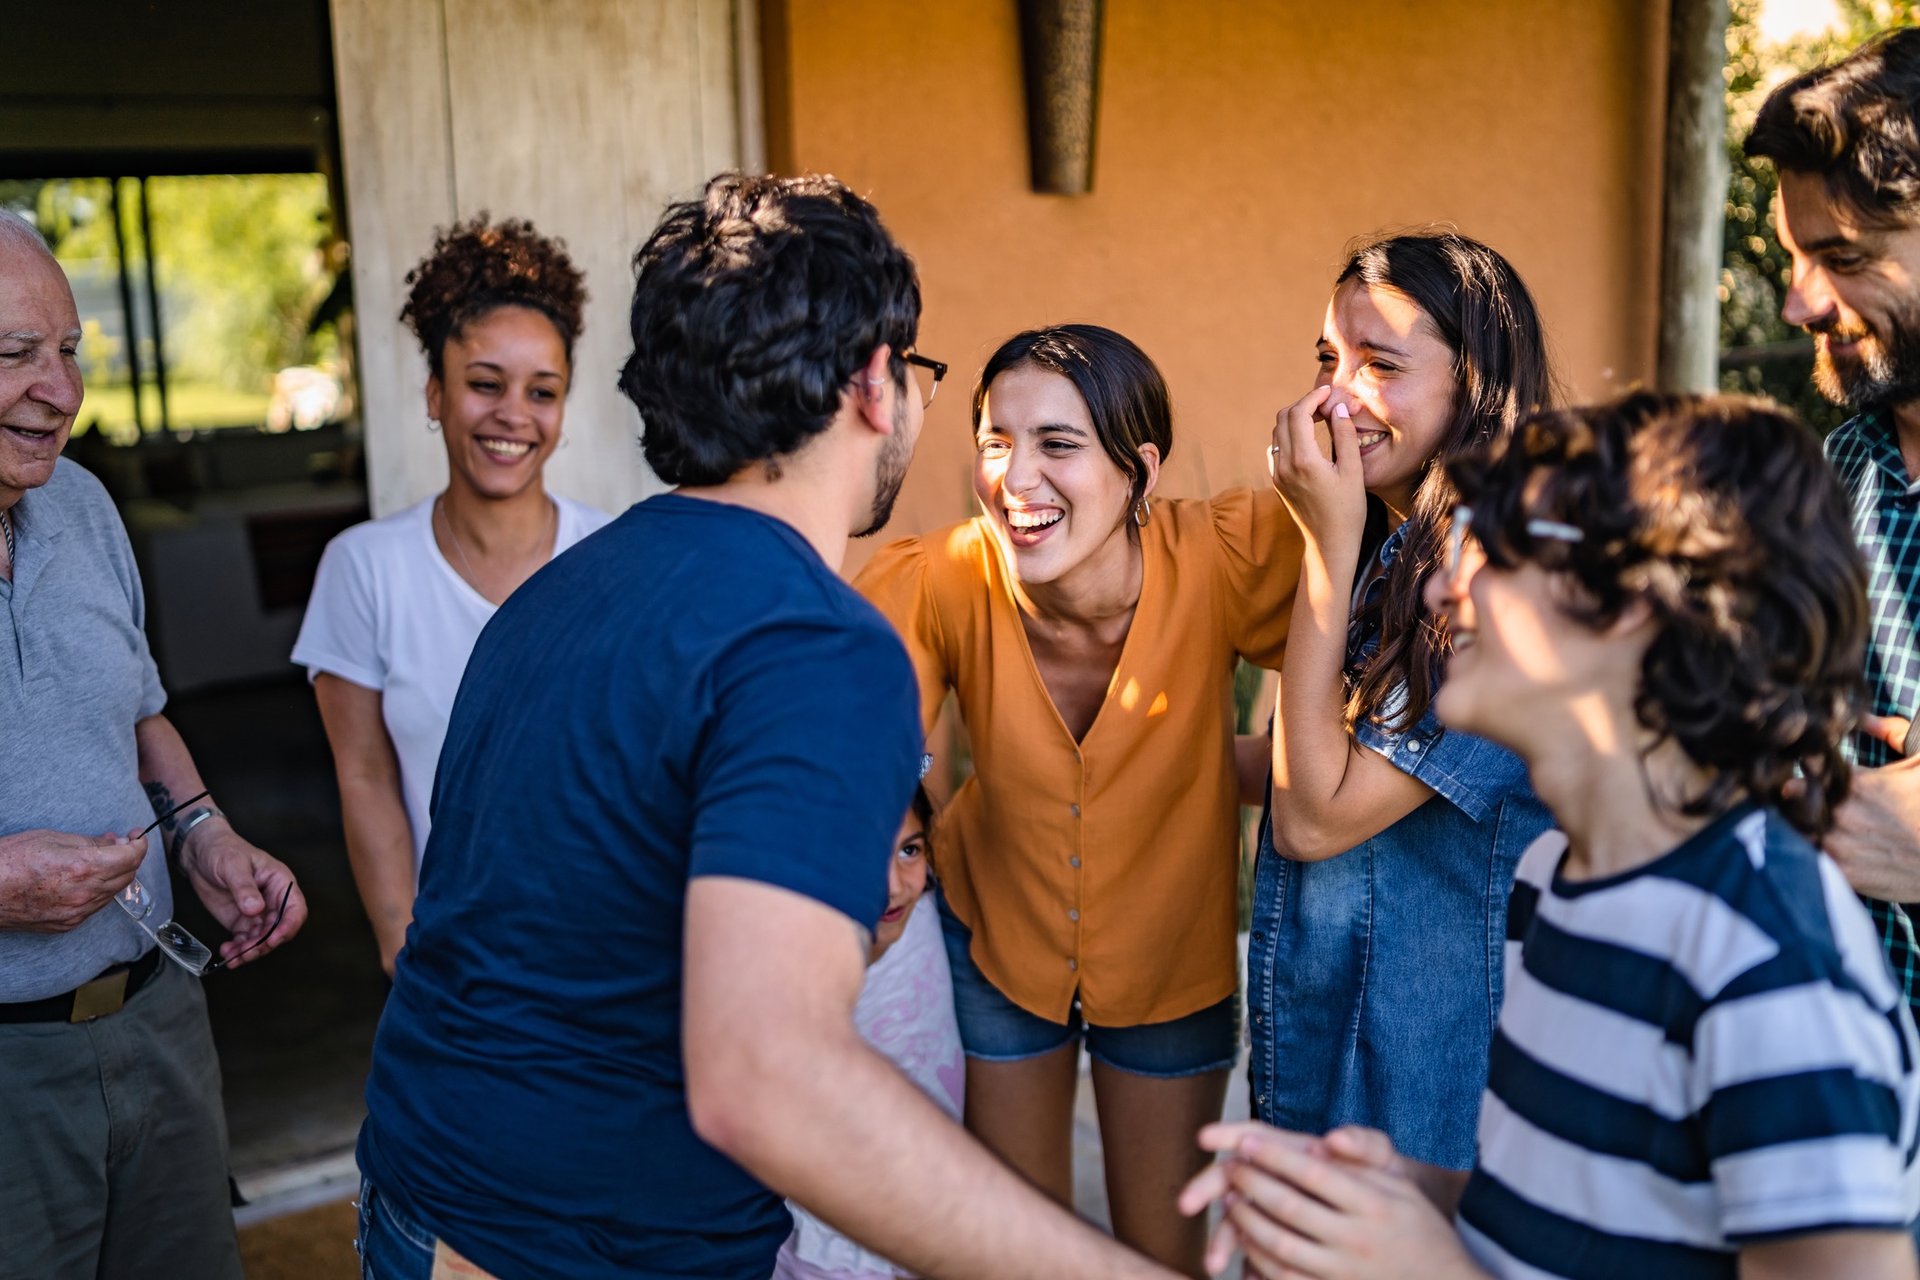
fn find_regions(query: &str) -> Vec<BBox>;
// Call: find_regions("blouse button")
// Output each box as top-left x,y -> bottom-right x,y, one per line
1405,740 -> 1424,754
1069,856 -> 1081,869
1070,803 -> 1081,817
1068,909 -> 1079,922
1068,958 -> 1078,971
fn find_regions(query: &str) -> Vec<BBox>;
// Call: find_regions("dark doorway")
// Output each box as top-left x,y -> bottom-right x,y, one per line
2,0 -> 381,1202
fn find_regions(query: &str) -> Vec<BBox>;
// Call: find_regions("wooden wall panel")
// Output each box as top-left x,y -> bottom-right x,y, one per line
331,0 -> 751,519
329,0 -> 456,518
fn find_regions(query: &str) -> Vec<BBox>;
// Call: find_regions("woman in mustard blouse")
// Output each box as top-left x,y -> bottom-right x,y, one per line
856,324 -> 1300,1275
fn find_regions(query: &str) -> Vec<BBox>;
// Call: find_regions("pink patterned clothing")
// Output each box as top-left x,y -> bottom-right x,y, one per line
773,894 -> 963,1279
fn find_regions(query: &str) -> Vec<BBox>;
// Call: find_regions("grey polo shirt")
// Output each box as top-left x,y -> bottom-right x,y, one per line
0,457 -> 171,1000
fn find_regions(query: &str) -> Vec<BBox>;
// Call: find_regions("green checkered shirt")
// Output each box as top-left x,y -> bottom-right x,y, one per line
1826,408 -> 1920,1011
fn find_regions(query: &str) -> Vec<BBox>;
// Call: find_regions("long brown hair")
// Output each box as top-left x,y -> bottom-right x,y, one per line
1340,232 -> 1556,732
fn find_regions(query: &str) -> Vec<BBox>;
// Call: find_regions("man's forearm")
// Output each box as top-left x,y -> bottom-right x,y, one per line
1826,761 -> 1920,903
133,714 -> 220,857
701,1027 -> 1171,1280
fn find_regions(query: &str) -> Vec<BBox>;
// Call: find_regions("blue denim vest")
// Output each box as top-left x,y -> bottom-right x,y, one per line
1245,526 -> 1551,1170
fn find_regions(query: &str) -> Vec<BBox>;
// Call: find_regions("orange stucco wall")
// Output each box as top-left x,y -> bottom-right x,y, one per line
763,0 -> 1669,567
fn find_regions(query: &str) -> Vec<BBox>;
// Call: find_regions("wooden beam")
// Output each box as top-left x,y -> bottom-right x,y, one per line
1658,0 -> 1730,394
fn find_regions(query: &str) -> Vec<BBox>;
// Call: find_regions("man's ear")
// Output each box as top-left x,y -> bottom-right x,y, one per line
854,345 -> 897,435
1136,442 -> 1162,499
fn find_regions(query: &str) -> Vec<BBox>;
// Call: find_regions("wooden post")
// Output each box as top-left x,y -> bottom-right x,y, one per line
328,0 -> 754,518
1658,0 -> 1730,394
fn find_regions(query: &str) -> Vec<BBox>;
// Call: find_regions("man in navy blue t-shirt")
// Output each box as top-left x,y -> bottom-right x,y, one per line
354,175 -> 1177,1280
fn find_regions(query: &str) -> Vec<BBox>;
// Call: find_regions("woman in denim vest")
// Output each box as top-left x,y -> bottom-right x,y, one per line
1246,231 -> 1556,1170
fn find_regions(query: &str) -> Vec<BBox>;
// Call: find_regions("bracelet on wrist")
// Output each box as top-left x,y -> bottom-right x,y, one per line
174,806 -> 223,856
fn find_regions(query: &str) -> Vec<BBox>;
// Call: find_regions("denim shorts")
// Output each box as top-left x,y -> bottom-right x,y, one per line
935,884 -> 1239,1078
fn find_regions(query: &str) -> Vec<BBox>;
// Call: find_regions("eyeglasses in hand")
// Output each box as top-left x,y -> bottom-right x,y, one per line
115,790 -> 293,976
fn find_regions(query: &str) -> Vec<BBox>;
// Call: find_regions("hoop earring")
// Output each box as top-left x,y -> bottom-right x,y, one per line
1132,496 -> 1152,528
427,418 -> 441,434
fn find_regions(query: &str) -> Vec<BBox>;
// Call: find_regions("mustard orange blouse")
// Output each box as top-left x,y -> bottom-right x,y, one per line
855,488 -> 1302,1026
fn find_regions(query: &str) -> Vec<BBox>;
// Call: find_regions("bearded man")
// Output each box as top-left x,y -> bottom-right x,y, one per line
1748,28 -> 1920,1017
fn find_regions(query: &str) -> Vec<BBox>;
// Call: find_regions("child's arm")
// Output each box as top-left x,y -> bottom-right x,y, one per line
1315,1124 -> 1472,1215
1265,388 -> 1434,861
1741,1231 -> 1918,1280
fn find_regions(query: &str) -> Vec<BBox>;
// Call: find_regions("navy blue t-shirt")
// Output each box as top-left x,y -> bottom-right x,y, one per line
357,494 -> 922,1280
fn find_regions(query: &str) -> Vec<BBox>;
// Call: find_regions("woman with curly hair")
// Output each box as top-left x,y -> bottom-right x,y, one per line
1186,392 -> 1920,1280
293,215 -> 611,975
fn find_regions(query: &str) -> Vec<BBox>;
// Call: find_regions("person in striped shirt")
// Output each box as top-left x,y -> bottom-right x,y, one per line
1180,392 -> 1920,1280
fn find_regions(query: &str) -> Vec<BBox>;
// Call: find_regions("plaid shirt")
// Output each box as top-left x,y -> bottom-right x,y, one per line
1826,408 -> 1920,1009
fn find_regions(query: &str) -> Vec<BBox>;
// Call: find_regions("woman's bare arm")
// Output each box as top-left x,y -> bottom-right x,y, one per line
313,673 -> 417,975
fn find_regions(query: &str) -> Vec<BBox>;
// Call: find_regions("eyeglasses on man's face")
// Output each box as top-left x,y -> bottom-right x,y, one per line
902,352 -> 947,408
1447,503 -> 1586,582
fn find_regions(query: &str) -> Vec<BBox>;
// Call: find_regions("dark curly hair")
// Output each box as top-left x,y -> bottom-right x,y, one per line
1745,27 -> 1920,226
972,325 -> 1171,541
619,172 -> 920,486
1447,391 -> 1868,837
1339,231 -> 1557,734
400,215 -> 588,380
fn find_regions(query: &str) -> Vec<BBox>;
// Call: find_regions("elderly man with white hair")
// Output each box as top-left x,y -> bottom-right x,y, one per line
0,208 -> 307,1280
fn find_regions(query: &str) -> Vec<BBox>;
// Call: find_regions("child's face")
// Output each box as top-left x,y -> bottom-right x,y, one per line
1424,539 -> 1643,757
871,814 -> 930,962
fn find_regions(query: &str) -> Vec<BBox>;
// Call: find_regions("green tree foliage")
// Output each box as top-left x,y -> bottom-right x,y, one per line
36,175 -> 334,394
1721,0 -> 1920,433
2,173 -> 339,437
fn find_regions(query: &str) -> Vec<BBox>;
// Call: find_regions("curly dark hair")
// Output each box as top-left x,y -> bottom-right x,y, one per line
972,325 -> 1171,541
400,215 -> 588,380
1745,27 -> 1920,226
1447,391 -> 1868,837
1338,231 -> 1557,734
619,172 -> 920,486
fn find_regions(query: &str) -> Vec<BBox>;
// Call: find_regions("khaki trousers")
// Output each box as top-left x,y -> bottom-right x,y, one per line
0,959 -> 241,1280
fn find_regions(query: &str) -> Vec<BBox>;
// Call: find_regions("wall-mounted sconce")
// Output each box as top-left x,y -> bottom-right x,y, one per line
1018,0 -> 1104,195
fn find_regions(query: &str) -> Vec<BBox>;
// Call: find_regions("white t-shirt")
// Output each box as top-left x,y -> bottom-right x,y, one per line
775,892 -> 964,1279
291,493 -> 613,867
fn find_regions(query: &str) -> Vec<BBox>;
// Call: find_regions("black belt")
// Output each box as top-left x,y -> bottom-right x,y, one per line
0,948 -> 164,1024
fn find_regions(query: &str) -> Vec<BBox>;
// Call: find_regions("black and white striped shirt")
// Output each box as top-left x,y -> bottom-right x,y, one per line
1457,805 -> 1920,1279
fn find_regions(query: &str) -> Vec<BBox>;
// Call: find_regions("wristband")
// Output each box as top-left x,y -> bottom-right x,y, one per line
178,806 -> 222,841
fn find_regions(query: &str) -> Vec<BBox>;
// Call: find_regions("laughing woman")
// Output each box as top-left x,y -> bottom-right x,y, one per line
1249,231 -> 1557,1172
856,324 -> 1302,1277
293,217 -> 612,976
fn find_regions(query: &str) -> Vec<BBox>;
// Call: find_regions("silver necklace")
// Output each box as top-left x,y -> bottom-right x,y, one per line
435,494 -> 555,593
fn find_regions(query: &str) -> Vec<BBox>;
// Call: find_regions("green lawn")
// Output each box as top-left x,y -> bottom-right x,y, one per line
75,382 -> 271,440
